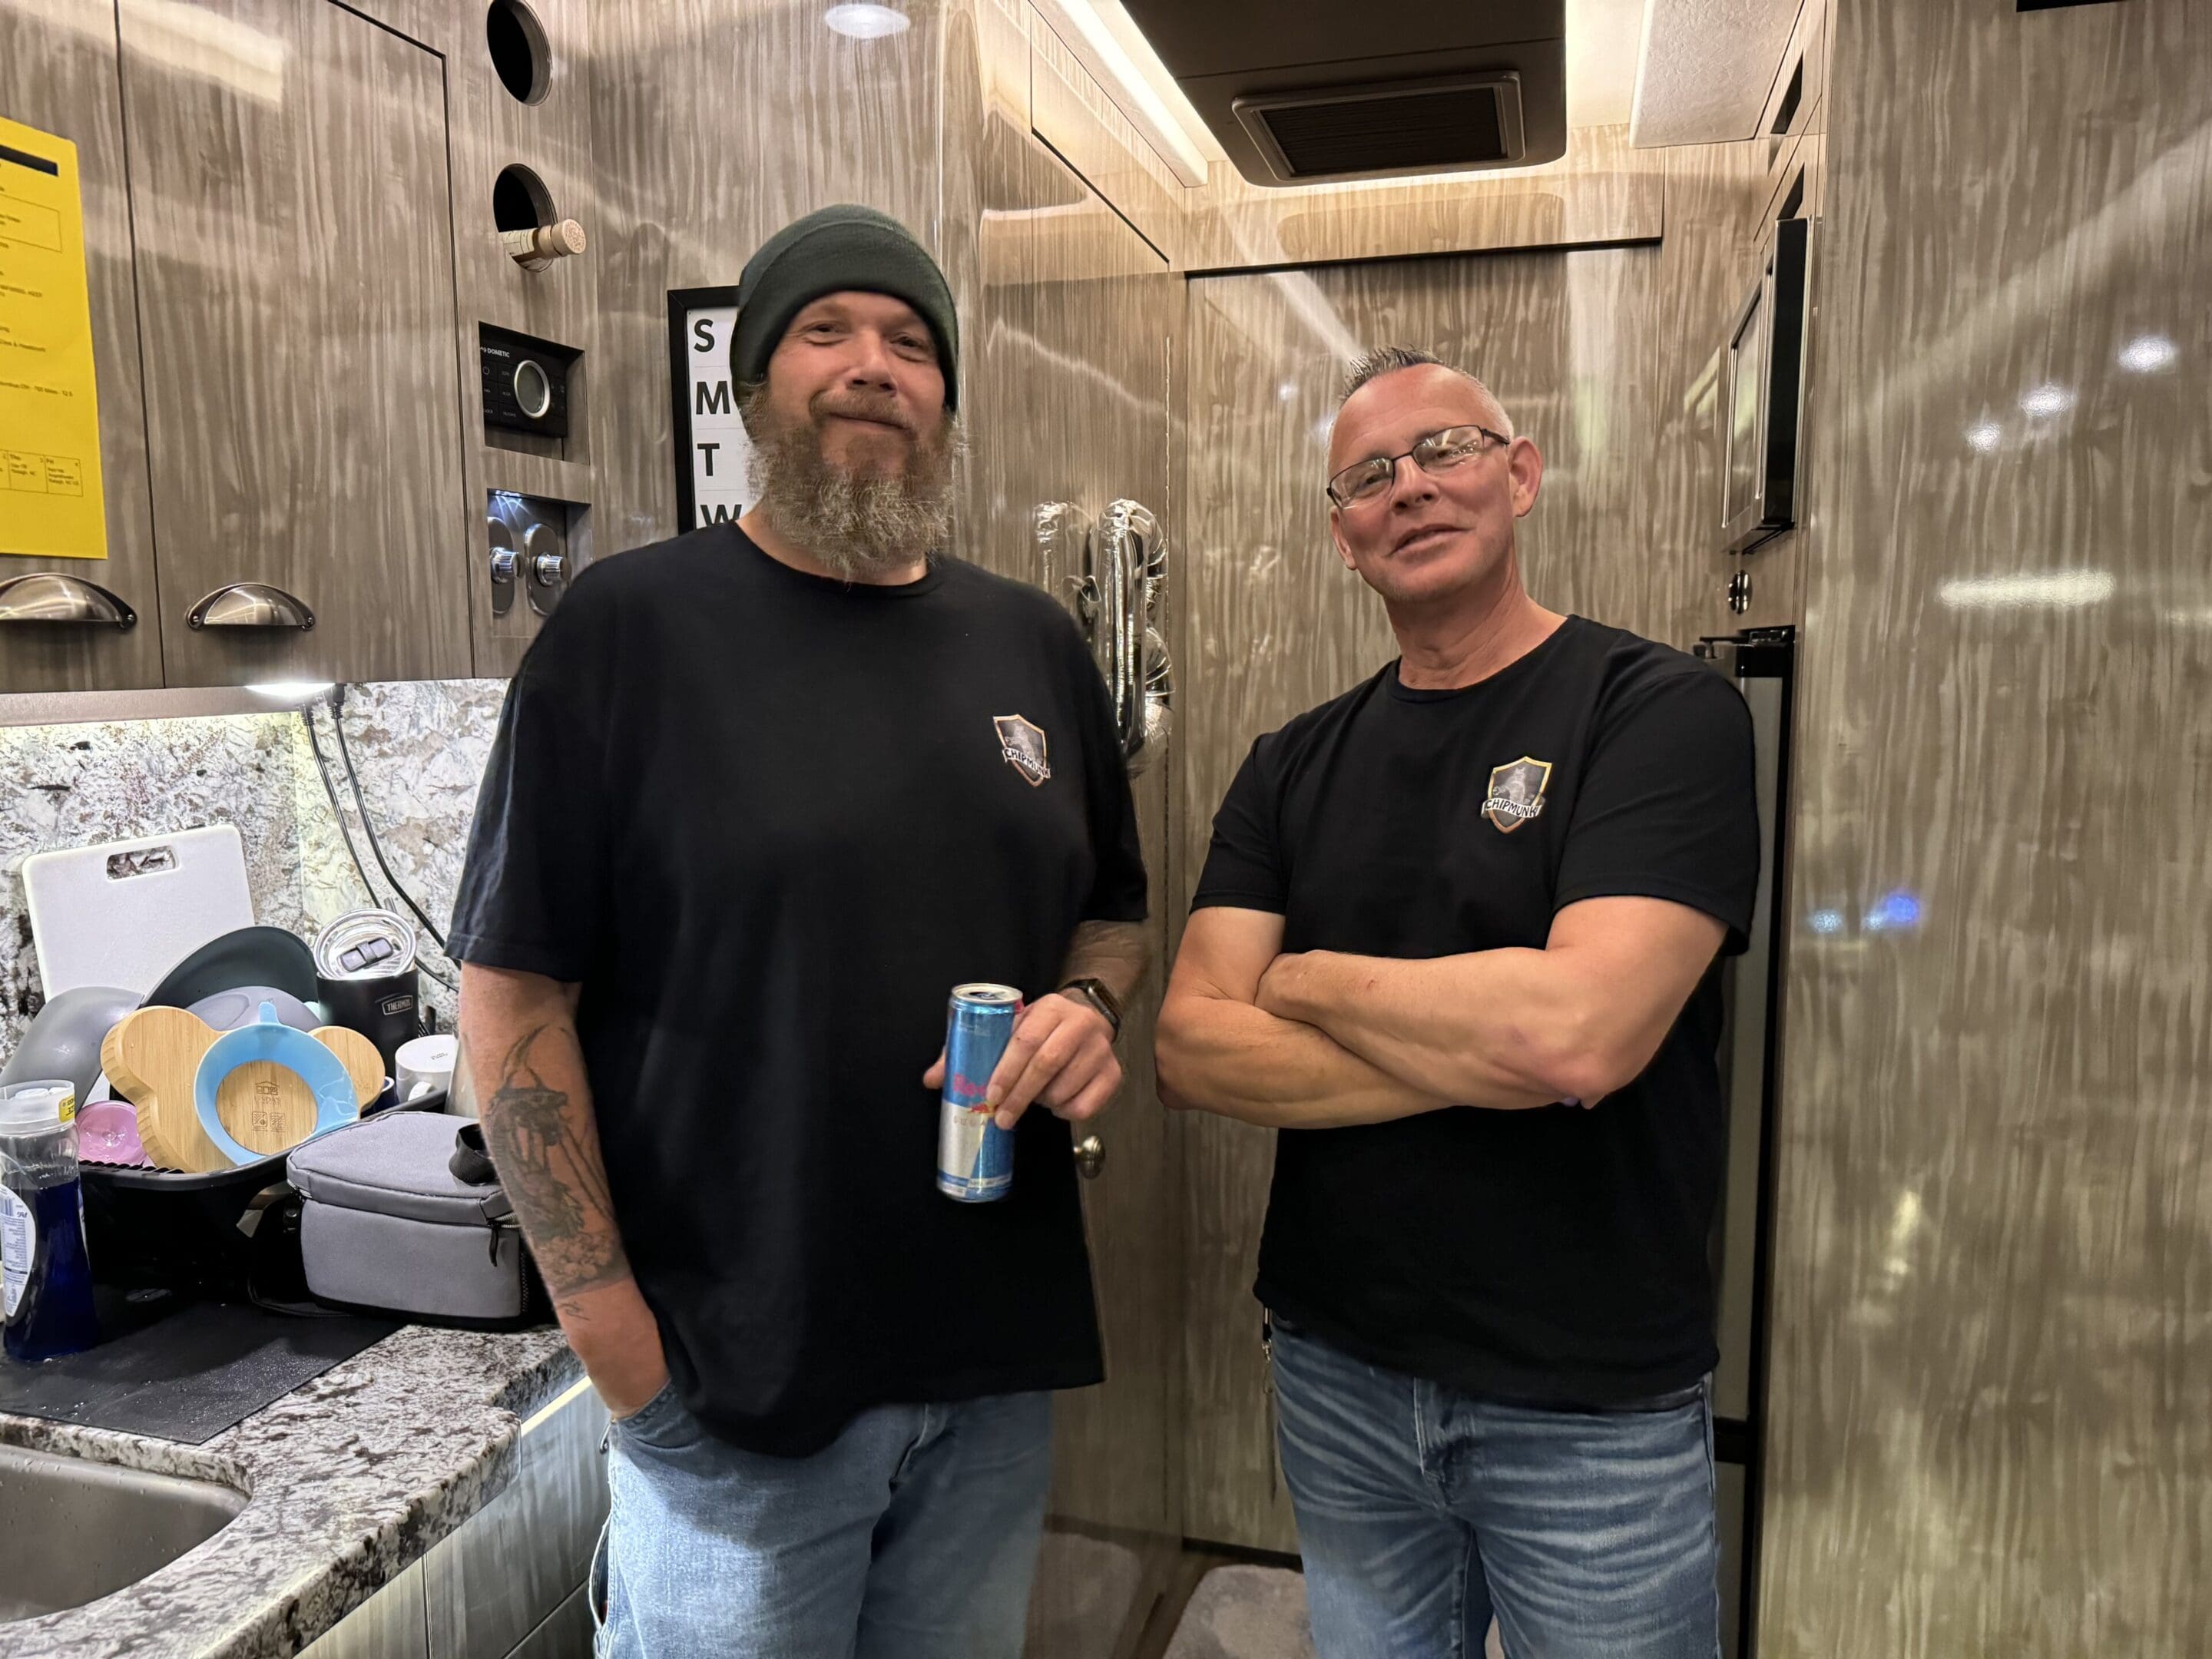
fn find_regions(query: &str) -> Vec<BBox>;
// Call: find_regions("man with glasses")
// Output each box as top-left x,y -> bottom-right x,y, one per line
1157,346 -> 1759,1657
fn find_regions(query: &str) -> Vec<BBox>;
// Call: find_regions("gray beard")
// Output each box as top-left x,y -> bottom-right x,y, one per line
743,387 -> 962,582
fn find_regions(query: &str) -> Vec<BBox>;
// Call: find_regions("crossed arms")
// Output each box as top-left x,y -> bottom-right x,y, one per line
1154,896 -> 1727,1130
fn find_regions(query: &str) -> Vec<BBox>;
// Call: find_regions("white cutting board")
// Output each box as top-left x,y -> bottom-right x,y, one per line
23,825 -> 256,997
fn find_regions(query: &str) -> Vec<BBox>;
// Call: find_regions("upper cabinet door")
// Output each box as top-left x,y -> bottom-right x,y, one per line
0,0 -> 165,693
119,0 -> 470,687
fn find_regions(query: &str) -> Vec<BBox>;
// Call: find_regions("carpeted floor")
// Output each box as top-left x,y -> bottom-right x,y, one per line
1160,1565 -> 1318,1659
1152,1565 -> 1506,1659
1025,1531 -> 1147,1659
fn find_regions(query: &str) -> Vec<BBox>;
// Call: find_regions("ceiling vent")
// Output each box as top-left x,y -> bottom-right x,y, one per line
1119,0 -> 1565,187
1236,74 -> 1526,182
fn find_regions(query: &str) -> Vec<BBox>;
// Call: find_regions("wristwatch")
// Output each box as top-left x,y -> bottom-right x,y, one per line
1057,976 -> 1124,1041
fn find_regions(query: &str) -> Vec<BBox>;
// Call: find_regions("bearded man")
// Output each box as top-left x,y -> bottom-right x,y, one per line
448,205 -> 1150,1659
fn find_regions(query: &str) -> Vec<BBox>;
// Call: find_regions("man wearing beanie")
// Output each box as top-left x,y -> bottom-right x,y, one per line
449,204 -> 1150,1657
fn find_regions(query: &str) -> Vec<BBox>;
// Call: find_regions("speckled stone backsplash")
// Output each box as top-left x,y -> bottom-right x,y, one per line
0,680 -> 506,1058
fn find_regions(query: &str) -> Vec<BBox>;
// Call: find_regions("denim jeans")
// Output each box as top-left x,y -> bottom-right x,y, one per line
1272,1321 -> 1722,1659
591,1383 -> 1053,1658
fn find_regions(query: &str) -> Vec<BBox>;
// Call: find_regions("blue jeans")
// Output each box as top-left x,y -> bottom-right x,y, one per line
592,1383 -> 1053,1658
1272,1322 -> 1722,1659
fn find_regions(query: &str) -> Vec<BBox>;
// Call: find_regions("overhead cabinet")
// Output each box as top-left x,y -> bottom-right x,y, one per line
116,0 -> 470,687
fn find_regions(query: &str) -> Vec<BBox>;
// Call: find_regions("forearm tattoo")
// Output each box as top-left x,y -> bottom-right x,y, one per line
478,1025 -> 631,1303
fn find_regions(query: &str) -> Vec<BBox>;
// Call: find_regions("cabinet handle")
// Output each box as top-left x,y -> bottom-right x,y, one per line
187,582 -> 316,631
0,573 -> 137,630
1074,1134 -> 1105,1181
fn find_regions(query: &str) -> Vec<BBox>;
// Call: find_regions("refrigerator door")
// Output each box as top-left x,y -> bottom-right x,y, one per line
1696,626 -> 1795,1659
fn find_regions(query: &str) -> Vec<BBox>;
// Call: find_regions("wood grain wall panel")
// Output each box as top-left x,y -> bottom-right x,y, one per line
1177,123 -> 1664,276
1175,141 -> 1768,1550
961,0 -> 1184,1549
1654,141 -> 1786,645
118,0 -> 471,687
584,0 -> 951,561
1760,1 -> 2212,1653
446,0 -> 606,674
0,0 -> 164,691
1025,7 -> 1181,267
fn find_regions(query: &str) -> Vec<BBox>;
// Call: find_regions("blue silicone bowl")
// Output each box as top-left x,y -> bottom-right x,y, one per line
193,1003 -> 359,1167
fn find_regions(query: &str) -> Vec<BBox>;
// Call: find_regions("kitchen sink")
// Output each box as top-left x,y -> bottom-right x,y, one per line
0,1440 -> 247,1623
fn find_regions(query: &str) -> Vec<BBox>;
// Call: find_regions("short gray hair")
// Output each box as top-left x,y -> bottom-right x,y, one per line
1337,346 -> 1512,436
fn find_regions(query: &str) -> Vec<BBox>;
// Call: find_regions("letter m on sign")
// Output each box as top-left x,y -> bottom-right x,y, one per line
697,380 -> 733,416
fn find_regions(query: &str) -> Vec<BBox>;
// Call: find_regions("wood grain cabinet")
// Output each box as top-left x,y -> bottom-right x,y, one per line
115,0 -> 471,687
0,0 -> 166,693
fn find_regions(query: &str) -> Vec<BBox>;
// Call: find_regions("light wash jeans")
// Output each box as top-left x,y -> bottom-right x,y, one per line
1272,1320 -> 1722,1659
591,1383 -> 1052,1658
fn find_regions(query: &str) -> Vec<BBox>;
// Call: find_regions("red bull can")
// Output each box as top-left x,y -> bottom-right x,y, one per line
939,984 -> 1022,1202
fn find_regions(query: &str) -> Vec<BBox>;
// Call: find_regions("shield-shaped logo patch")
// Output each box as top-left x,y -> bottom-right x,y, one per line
1482,756 -> 1552,833
994,714 -> 1052,786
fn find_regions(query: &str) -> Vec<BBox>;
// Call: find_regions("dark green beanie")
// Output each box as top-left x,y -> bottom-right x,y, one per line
732,204 -> 959,409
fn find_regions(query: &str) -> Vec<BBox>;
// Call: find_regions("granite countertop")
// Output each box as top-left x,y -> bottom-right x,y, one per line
0,1324 -> 581,1658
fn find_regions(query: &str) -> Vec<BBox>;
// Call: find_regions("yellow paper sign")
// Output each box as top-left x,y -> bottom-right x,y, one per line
0,115 -> 107,561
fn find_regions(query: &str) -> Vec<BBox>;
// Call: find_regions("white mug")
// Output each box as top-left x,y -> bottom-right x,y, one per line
395,1034 -> 459,1109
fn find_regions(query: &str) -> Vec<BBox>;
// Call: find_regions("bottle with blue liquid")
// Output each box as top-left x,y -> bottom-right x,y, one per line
1,1078 -> 99,1363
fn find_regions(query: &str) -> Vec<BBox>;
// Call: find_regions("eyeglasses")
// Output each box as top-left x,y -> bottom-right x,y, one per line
1326,425 -> 1511,508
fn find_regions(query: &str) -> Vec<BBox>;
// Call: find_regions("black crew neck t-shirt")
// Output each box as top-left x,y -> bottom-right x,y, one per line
449,526 -> 1147,1455
1191,616 -> 1759,1407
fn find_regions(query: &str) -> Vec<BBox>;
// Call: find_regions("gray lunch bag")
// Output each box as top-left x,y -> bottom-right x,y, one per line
286,1110 -> 529,1320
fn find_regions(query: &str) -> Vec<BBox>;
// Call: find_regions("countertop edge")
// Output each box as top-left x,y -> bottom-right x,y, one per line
0,1325 -> 581,1658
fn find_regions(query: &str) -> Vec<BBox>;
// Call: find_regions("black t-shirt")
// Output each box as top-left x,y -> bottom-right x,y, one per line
449,526 -> 1147,1455
1191,616 -> 1758,1407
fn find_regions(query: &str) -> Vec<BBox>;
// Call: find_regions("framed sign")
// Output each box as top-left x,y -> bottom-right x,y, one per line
1717,214 -> 1810,555
667,285 -> 756,531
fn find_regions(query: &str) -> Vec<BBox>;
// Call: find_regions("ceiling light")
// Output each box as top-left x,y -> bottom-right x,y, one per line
1938,570 -> 2114,610
2019,382 -> 2075,417
1965,421 -> 2002,452
824,3 -> 908,40
2118,334 -> 2178,373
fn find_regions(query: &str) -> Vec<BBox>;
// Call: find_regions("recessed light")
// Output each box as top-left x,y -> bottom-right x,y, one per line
1965,421 -> 2002,452
2118,334 -> 2178,373
2019,382 -> 2075,418
824,3 -> 908,38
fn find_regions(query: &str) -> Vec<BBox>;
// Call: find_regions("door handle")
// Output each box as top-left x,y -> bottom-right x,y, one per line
0,573 -> 137,629
1074,1134 -> 1105,1180
187,582 -> 316,630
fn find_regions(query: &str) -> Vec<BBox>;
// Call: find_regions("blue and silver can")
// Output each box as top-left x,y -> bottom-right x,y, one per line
938,983 -> 1022,1202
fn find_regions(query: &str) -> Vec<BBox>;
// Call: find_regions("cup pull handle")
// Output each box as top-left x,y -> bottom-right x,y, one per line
0,572 -> 137,630
187,582 -> 316,630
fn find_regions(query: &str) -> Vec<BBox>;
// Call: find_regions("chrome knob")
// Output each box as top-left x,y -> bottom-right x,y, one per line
1074,1134 -> 1105,1180
529,552 -> 565,586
